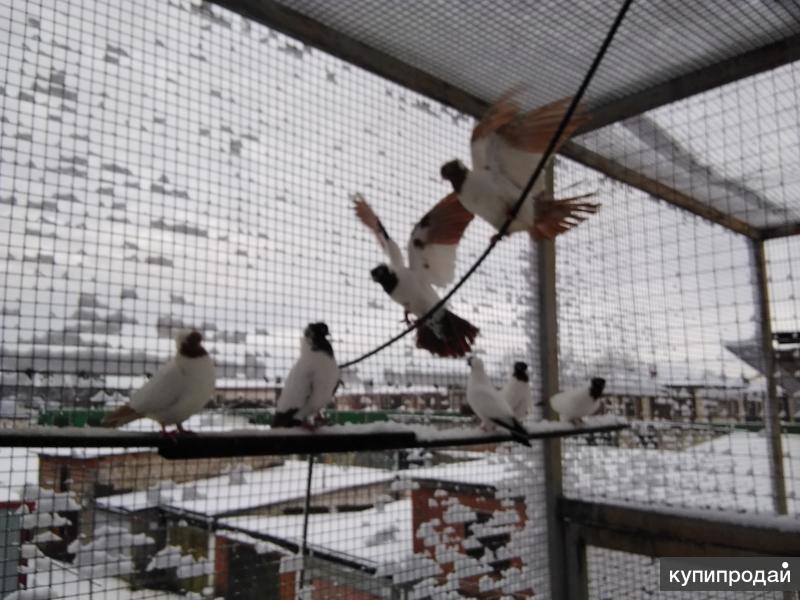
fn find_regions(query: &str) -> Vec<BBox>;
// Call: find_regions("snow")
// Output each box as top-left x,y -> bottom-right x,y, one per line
97,459 -> 395,515
220,499 -> 413,568
6,553 -> 185,599
564,429 -> 800,515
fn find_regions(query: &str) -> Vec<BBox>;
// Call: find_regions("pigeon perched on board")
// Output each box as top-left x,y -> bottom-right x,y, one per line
502,361 -> 531,420
550,378 -> 606,425
102,329 -> 215,435
272,322 -> 340,429
441,90 -> 599,241
352,193 -> 478,358
466,356 -> 530,446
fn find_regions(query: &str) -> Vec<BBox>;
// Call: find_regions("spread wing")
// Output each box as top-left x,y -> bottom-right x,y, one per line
408,193 -> 474,288
472,92 -> 591,189
352,193 -> 404,269
130,359 -> 184,417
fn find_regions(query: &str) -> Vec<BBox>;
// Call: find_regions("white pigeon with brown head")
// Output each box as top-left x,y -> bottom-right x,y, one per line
441,90 -> 599,241
102,329 -> 215,434
352,192 -> 479,358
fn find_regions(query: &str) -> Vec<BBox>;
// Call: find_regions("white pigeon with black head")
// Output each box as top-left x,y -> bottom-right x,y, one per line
272,322 -> 339,428
102,329 -> 215,435
441,90 -> 599,241
466,356 -> 530,446
502,361 -> 531,420
353,193 -> 478,358
550,378 -> 606,425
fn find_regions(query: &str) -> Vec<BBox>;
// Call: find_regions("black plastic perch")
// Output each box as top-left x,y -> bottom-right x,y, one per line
0,418 -> 628,459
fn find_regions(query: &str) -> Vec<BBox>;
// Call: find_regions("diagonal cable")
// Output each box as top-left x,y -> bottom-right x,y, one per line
340,0 -> 635,369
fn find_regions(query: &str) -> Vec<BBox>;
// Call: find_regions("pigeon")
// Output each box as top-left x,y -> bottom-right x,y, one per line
550,378 -> 606,425
272,322 -> 340,428
502,361 -> 531,420
352,193 -> 479,358
102,330 -> 215,435
441,90 -> 599,241
466,356 -> 530,446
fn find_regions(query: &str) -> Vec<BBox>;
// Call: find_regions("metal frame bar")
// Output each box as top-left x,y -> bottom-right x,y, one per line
561,141 -> 758,239
536,159 -> 574,600
560,498 -> 800,556
753,240 -> 789,515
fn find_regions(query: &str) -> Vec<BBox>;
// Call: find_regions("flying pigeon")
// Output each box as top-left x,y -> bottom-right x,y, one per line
102,330 -> 215,435
272,322 -> 340,428
441,91 -> 599,241
466,356 -> 530,446
550,377 -> 606,425
502,361 -> 531,420
353,193 -> 478,358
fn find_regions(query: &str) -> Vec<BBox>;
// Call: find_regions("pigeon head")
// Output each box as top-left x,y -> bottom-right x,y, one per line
370,264 -> 399,295
590,377 -> 606,399
305,322 -> 334,357
440,160 -> 468,193
513,361 -> 529,382
176,329 -> 207,358
467,355 -> 483,370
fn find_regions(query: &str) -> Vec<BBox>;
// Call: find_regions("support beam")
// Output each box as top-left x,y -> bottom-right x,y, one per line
578,34 -> 800,134
562,141 -> 758,239
753,240 -> 788,515
210,0 -> 486,118
759,222 -> 800,240
560,498 -> 800,556
536,160 -> 572,600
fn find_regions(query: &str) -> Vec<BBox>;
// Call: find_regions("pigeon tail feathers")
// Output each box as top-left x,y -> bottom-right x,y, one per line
102,405 -> 142,428
416,310 -> 479,357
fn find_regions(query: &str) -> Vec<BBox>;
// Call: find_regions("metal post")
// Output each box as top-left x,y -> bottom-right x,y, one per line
298,453 -> 316,592
536,159 -> 576,599
753,240 -> 788,515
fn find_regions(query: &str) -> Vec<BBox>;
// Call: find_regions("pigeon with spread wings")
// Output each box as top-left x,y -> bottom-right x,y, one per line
441,91 -> 599,241
353,193 -> 478,358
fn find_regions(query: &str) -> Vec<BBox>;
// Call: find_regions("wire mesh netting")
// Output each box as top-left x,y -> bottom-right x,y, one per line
0,0 -> 573,598
1,0 -> 800,599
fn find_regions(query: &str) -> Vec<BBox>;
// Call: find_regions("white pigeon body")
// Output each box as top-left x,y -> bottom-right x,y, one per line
502,362 -> 531,420
273,322 -> 339,427
467,356 -> 530,446
459,168 -> 531,234
383,264 -> 442,319
103,330 -> 215,431
550,378 -> 606,422
131,354 -> 215,425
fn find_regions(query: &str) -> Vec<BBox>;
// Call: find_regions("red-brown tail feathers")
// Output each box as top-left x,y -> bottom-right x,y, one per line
530,192 -> 599,241
102,405 -> 142,428
416,310 -> 479,358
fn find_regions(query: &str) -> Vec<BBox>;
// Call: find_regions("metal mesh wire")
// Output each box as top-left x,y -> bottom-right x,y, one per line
0,0 -> 558,598
586,546 -> 783,599
2,0 -> 800,599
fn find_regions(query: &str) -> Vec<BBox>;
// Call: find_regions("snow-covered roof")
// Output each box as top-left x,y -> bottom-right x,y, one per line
401,456 -> 518,489
564,430 -> 800,516
219,498 -> 413,568
97,460 -> 395,516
